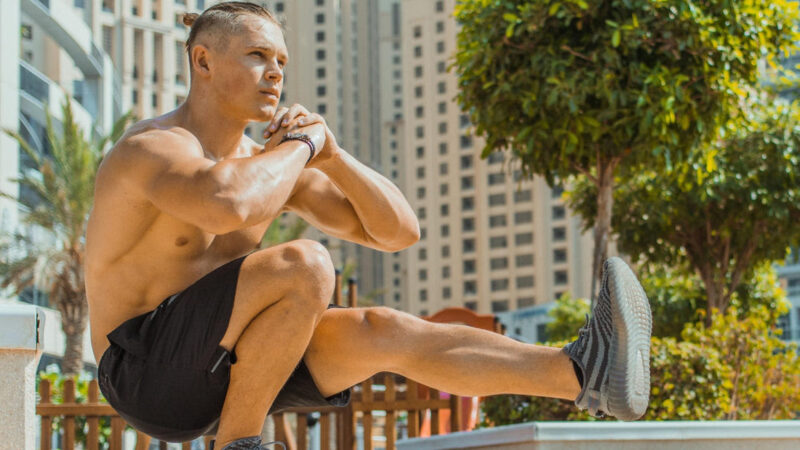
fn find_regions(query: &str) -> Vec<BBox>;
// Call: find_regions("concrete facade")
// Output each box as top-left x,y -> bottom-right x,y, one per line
396,0 -> 594,316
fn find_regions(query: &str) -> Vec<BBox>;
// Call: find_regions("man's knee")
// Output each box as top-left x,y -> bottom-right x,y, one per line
283,239 -> 335,306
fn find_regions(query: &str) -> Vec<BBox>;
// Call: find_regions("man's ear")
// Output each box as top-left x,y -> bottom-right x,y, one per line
190,44 -> 212,78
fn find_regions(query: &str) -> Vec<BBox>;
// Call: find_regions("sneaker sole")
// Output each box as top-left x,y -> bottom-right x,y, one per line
605,257 -> 652,421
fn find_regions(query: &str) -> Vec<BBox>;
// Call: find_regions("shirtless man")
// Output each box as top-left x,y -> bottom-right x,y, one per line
85,2 -> 653,449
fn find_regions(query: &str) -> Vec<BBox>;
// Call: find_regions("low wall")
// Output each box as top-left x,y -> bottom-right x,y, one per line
396,420 -> 800,450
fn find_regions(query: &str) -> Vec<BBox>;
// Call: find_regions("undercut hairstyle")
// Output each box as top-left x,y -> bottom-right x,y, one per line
183,1 -> 281,65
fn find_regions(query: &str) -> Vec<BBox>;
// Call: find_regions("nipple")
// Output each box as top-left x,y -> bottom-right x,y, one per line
175,236 -> 189,247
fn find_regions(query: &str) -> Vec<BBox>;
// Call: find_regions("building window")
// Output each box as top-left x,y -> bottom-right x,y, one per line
460,135 -> 473,148
490,257 -> 508,270
438,61 -> 446,73
462,218 -> 475,232
316,49 -> 326,60
490,236 -> 508,249
435,1 -> 444,12
440,204 -> 449,217
441,245 -> 450,257
437,81 -> 446,94
488,172 -> 505,185
461,176 -> 474,190
554,248 -> 567,262
436,41 -> 445,54
415,106 -> 424,118
443,286 -> 452,299
414,66 -> 423,77
515,233 -> 533,245
514,190 -> 532,203
487,152 -> 503,164
438,122 -> 447,134
492,300 -> 509,313
414,46 -> 422,57
514,211 -> 533,224
419,269 -> 428,281
316,0 -> 324,5
464,282 -> 477,297
415,86 -> 424,98
152,93 -> 158,107
555,270 -> 568,285
275,2 -> 284,12
417,187 -> 426,199
552,206 -> 566,220
416,146 -> 425,158
552,185 -> 565,199
461,197 -> 474,211
439,142 -> 448,155
438,102 -> 447,114
442,266 -> 451,278
440,183 -> 449,195
417,166 -> 425,179
517,276 -> 535,288
316,31 -> 325,42
436,21 -> 445,33
318,104 -> 327,114
553,227 -> 566,241
441,224 -> 450,237
393,278 -> 400,287
516,254 -> 534,267
488,193 -> 506,206
460,155 -> 473,169
420,289 -> 428,301
518,297 -> 535,308
491,278 -> 509,291
316,13 -> 325,24
490,214 -> 507,227
132,89 -> 139,104
463,260 -> 476,274
416,126 -> 424,138
418,207 -> 426,219
463,239 -> 475,253
419,248 -> 427,260
414,25 -> 422,38
317,86 -> 326,96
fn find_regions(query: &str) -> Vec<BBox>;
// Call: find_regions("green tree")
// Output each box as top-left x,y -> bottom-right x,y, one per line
0,98 -> 134,375
544,292 -> 591,342
454,0 -> 800,300
569,99 -> 800,319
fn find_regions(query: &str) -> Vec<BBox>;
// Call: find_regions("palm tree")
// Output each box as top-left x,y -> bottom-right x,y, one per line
0,97 -> 134,375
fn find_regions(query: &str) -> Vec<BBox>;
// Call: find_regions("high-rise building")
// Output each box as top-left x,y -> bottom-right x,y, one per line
396,0 -> 594,316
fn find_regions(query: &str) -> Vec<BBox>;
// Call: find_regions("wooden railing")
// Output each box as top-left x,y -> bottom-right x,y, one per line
36,272 -> 496,449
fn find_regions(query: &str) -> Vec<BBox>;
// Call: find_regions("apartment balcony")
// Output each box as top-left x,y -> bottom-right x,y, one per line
19,60 -> 94,136
21,0 -> 104,77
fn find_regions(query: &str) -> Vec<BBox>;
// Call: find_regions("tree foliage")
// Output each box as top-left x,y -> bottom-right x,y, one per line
454,0 -> 800,297
0,99 -> 134,375
569,99 -> 800,317
481,293 -> 800,423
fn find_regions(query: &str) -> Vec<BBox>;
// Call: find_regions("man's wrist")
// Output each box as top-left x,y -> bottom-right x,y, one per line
280,133 -> 315,164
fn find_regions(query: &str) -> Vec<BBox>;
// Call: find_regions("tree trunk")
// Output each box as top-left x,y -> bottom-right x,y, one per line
590,157 -> 618,307
696,264 -> 724,327
60,295 -> 89,376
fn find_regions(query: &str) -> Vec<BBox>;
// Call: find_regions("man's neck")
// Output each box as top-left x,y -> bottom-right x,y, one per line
177,95 -> 250,161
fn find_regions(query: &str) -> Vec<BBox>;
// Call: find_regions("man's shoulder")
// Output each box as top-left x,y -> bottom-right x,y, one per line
113,119 -> 202,158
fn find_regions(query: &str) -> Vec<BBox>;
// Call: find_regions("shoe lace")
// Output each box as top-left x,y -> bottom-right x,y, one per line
575,313 -> 591,353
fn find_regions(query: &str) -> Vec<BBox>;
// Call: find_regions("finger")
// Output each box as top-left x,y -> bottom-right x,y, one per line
281,104 -> 310,127
297,113 -> 324,127
266,107 -> 289,134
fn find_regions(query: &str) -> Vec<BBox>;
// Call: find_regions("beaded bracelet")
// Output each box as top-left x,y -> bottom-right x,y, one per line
279,132 -> 316,165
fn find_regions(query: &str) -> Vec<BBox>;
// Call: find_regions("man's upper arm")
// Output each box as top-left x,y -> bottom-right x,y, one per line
112,131 -> 241,234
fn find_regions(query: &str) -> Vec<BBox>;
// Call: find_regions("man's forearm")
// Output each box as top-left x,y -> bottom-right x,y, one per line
317,149 -> 420,248
213,141 -> 311,228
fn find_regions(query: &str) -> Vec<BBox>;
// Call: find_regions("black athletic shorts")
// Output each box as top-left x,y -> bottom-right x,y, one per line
97,255 -> 352,443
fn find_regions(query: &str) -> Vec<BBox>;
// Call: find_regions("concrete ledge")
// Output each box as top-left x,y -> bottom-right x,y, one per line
396,421 -> 800,450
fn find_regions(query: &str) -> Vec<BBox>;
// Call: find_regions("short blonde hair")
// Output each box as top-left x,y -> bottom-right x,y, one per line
183,1 -> 281,65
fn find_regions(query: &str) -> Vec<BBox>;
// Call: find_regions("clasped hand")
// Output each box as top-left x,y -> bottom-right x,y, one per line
262,104 -> 339,168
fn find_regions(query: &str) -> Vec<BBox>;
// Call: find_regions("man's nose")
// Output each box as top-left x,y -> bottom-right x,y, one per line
265,63 -> 283,81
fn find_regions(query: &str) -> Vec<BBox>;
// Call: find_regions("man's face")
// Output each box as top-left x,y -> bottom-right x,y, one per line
209,16 -> 287,123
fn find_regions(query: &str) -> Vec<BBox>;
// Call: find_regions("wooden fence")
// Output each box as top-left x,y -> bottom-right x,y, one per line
37,272 -> 499,449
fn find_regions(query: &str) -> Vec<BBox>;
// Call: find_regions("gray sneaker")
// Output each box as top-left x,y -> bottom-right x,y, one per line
562,257 -> 652,421
210,436 -> 287,450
